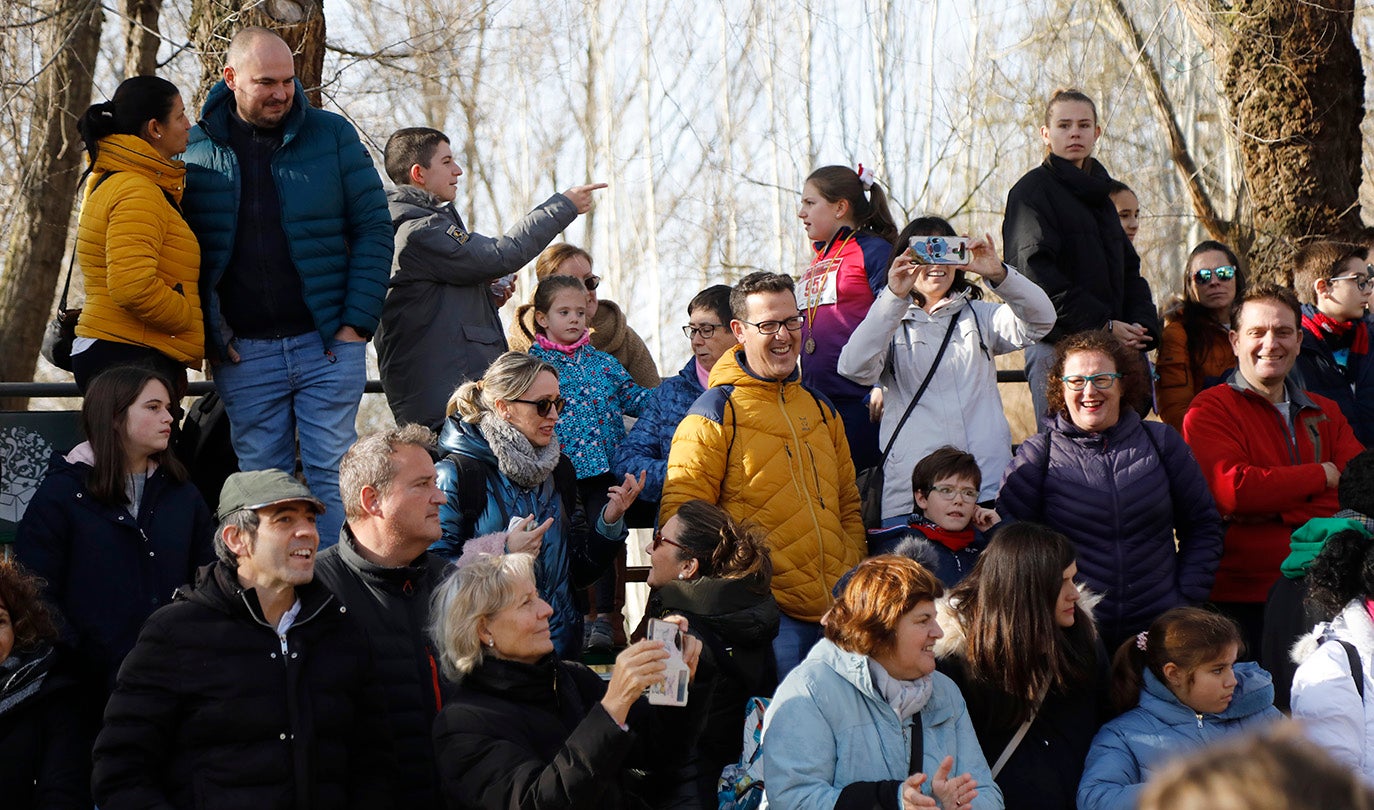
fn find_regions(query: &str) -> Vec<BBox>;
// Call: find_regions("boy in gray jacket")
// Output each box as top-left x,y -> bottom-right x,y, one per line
375,127 -> 603,429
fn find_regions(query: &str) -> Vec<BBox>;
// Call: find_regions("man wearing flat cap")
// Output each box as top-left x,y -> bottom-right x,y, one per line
92,470 -> 395,810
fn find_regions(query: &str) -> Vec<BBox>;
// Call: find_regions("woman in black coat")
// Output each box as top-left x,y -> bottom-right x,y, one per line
641,499 -> 778,801
935,523 -> 1110,810
0,559 -> 89,810
432,552 -> 703,809
15,365 -> 215,723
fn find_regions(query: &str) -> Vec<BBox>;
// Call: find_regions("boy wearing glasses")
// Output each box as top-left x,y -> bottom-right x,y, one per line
1292,241 -> 1374,445
375,126 -> 604,430
866,446 -> 1001,587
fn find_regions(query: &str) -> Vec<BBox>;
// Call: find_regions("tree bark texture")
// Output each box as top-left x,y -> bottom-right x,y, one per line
0,0 -> 103,396
1184,0 -> 1364,280
189,0 -> 326,109
123,0 -> 162,77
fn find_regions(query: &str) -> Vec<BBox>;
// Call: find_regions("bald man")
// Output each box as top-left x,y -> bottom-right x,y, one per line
181,27 -> 393,547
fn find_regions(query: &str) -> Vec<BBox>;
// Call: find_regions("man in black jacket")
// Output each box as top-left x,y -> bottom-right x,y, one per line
92,470 -> 395,810
315,425 -> 451,809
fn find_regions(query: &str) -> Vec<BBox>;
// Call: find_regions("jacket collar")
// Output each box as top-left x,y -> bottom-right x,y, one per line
181,561 -> 336,628
1042,153 -> 1112,202
335,525 -> 436,593
388,184 -> 445,210
677,357 -> 706,393
197,78 -> 308,144
808,637 -> 958,725
1047,405 -> 1145,443
707,347 -> 801,390
91,134 -> 186,199
1223,367 -> 1320,411
1138,663 -> 1275,724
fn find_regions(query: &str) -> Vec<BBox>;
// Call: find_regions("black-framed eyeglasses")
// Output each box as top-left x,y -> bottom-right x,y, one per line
1329,271 -> 1374,293
651,532 -> 685,552
509,396 -> 566,416
1061,373 -> 1122,391
682,323 -> 724,339
741,314 -> 805,335
1191,265 -> 1236,285
581,275 -> 601,292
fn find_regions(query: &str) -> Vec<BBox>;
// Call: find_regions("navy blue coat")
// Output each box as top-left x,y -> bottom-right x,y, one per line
997,410 -> 1223,646
612,357 -> 705,503
15,450 -> 216,705
1295,304 -> 1374,446
181,80 -> 393,359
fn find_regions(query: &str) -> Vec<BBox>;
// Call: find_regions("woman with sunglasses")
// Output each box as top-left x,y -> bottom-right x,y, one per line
640,499 -> 778,803
1292,241 -> 1374,445
508,243 -> 661,387
997,331 -> 1223,650
1155,241 -> 1247,432
433,351 -> 645,658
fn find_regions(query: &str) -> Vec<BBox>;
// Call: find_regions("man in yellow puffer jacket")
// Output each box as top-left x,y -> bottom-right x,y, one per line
660,271 -> 865,678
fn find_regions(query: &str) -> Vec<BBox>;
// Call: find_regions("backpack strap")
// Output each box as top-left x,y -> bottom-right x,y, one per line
446,453 -> 503,540
1327,636 -> 1366,701
551,454 -> 579,523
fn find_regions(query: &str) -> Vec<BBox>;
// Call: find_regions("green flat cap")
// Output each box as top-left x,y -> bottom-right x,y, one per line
216,469 -> 325,522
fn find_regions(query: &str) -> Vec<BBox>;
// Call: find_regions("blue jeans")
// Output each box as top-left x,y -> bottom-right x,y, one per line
773,613 -> 823,681
1023,340 -> 1057,432
213,332 -> 365,547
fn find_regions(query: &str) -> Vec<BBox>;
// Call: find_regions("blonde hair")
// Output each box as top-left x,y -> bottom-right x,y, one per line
534,243 -> 593,280
431,553 -> 538,681
445,352 -> 558,421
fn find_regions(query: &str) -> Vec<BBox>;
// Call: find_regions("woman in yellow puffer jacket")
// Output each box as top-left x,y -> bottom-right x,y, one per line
72,76 -> 202,393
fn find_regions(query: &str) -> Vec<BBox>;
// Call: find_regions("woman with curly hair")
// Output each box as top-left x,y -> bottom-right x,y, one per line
997,331 -> 1224,649
0,560 -> 89,809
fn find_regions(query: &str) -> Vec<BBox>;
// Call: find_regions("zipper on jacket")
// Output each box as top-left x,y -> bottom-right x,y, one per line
777,382 -> 830,602
1195,713 -> 1204,729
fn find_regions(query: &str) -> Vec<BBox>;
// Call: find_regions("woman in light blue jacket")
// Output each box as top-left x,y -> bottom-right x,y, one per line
761,555 -> 1003,809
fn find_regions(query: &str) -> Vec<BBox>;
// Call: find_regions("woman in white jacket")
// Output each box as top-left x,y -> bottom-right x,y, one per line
838,218 -> 1055,517
1291,520 -> 1374,782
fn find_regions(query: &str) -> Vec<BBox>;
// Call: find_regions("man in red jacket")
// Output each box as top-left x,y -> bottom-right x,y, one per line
1184,283 -> 1364,655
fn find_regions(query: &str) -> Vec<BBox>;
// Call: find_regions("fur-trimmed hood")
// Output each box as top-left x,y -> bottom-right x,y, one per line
933,583 -> 1102,660
1291,598 -> 1374,665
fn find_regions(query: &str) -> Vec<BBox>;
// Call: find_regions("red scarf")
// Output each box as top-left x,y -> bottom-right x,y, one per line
1303,309 -> 1369,355
912,516 -> 976,552
534,330 -> 591,356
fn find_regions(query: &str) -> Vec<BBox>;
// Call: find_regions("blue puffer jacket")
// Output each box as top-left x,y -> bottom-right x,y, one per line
1077,663 -> 1280,810
998,410 -> 1224,645
14,446 -> 216,702
612,358 -> 705,503
432,418 -> 627,657
1295,303 -> 1374,446
181,80 -> 393,359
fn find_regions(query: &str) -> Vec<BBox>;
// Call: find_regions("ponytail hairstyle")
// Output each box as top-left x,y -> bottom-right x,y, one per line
669,500 -> 772,584
82,365 -> 188,506
805,166 -> 899,243
1043,87 -> 1098,127
885,216 -> 984,309
78,76 -> 181,161
1109,607 -> 1242,714
447,352 -> 557,422
948,522 -> 1096,723
530,275 -> 588,336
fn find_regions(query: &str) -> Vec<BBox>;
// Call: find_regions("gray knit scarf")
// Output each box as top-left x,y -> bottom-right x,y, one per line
478,412 -> 562,489
868,657 -> 935,722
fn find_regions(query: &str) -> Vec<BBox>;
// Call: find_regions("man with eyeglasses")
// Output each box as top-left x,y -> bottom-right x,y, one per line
660,271 -> 865,679
1291,241 -> 1374,445
1183,283 -> 1363,658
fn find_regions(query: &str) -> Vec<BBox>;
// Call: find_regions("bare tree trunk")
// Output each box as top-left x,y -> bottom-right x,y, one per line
123,0 -> 163,77
189,0 -> 327,109
0,0 -> 103,398
1180,0 -> 1364,278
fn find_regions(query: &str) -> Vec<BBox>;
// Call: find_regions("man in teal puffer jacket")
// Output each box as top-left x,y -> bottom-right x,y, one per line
181,26 -> 393,546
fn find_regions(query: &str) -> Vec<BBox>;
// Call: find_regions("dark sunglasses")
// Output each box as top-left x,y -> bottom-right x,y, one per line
582,275 -> 601,291
509,396 -> 566,416
1191,265 -> 1236,285
651,532 -> 685,552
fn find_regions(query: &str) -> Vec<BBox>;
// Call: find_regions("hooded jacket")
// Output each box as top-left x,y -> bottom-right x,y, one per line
528,341 -> 651,479
660,349 -> 866,623
1077,663 -> 1280,810
1295,303 -> 1374,446
1002,154 -> 1160,345
1183,372 -> 1364,603
510,299 -> 661,387
433,654 -> 692,809
75,134 -> 204,366
91,563 -> 395,810
836,267 -> 1055,510
998,410 -> 1224,645
14,444 -> 215,705
375,185 -> 577,429
434,417 -> 626,657
181,79 -> 392,359
613,357 -> 707,503
313,529 -> 452,809
1291,599 -> 1374,781
760,637 -> 1003,810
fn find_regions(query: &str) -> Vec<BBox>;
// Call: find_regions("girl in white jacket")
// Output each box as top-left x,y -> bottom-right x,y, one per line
837,218 -> 1055,516
1291,522 -> 1374,782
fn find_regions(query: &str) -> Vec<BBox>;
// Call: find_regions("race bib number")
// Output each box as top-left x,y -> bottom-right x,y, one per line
797,258 -> 841,309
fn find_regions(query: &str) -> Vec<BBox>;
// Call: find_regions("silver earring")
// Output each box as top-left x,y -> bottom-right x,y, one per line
485,638 -> 495,648
677,572 -> 686,580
